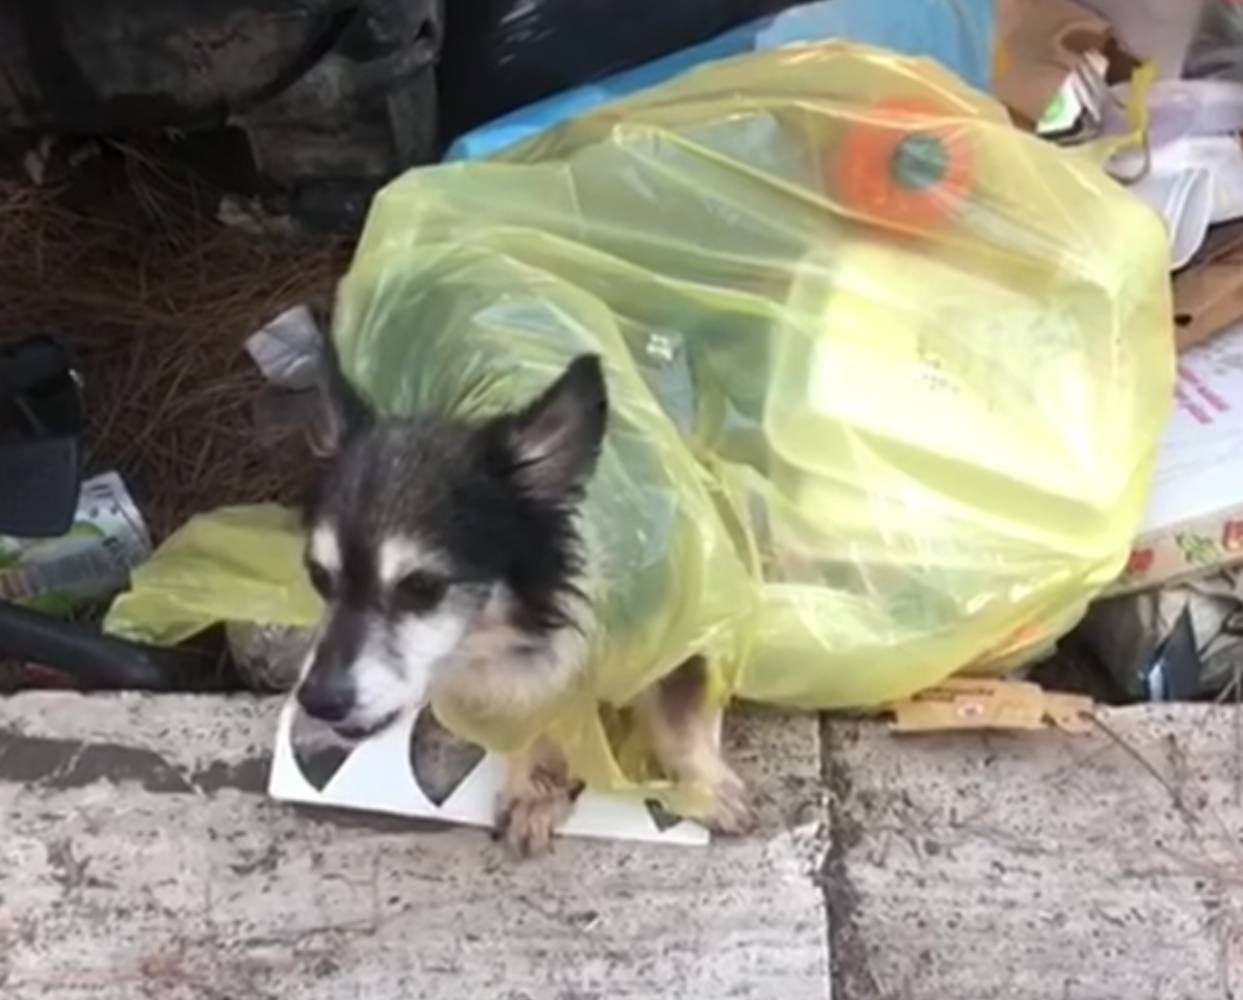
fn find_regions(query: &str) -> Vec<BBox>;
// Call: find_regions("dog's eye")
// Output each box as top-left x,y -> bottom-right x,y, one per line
395,572 -> 448,614
306,562 -> 333,598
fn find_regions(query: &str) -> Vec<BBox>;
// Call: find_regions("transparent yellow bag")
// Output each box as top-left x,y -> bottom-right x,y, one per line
108,44 -> 1173,798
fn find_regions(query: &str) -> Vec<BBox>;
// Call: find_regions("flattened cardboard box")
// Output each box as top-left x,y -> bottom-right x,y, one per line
889,677 -> 1092,734
1111,322 -> 1243,595
269,702 -> 711,847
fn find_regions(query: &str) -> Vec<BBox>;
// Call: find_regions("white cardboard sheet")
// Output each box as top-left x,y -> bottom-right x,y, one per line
1142,322 -> 1243,533
268,700 -> 709,846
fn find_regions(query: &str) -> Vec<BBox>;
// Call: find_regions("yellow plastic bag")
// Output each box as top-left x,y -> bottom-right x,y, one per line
107,43 -> 1173,799
106,505 -> 322,645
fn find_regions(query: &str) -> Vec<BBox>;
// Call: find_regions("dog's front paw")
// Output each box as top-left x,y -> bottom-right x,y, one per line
703,765 -> 756,836
495,783 -> 574,858
496,739 -> 580,858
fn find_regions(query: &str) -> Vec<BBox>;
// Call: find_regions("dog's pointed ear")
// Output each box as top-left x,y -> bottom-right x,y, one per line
308,331 -> 373,458
506,355 -> 608,499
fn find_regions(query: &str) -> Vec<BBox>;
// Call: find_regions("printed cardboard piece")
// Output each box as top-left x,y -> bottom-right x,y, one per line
268,699 -> 709,846
1112,322 -> 1243,594
889,677 -> 1093,734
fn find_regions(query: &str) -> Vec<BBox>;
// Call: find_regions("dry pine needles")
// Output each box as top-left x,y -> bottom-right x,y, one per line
0,138 -> 350,540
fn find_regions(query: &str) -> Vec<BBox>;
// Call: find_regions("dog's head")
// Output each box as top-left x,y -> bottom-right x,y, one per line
295,346 -> 607,740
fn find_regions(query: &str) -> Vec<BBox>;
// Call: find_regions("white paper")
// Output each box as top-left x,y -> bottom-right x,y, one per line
268,700 -> 709,847
1125,135 -> 1243,269
1141,323 -> 1243,533
245,304 -> 323,391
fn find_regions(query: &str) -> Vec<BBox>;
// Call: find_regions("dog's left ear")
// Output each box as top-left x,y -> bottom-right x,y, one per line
506,355 -> 608,499
307,330 -> 374,458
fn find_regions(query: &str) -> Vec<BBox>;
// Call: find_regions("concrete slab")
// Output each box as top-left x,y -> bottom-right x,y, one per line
9,692 -> 1240,999
825,705 -> 1243,1000
0,693 -> 828,1000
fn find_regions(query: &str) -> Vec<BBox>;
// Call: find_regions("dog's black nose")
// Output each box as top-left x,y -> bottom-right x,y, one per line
297,670 -> 354,724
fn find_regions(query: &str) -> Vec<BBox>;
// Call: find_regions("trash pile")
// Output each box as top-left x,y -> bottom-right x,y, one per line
2,0 -> 1241,736
1073,323 -> 1243,701
1015,0 -> 1243,704
0,144 -> 347,690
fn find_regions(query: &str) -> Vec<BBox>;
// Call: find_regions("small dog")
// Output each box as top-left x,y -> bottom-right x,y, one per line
296,345 -> 753,856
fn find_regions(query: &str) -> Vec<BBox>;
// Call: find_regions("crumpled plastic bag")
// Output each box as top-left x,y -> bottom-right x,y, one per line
1079,568 -> 1243,700
1185,0 -> 1243,84
107,505 -> 321,645
107,43 -> 1174,798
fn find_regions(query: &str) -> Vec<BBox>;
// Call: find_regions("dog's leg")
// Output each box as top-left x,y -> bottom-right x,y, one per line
496,737 -> 578,858
636,656 -> 755,834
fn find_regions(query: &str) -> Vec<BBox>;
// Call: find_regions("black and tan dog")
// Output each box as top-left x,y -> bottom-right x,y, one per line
295,347 -> 752,856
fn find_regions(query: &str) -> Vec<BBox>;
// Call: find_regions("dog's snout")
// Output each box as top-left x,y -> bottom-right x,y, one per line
299,609 -> 367,724
297,667 -> 355,723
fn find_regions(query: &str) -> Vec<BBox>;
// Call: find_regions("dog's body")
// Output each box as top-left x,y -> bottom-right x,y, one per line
296,350 -> 752,855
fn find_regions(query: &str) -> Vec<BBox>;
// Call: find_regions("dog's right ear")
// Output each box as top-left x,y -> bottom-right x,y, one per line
308,332 -> 373,458
503,355 -> 608,500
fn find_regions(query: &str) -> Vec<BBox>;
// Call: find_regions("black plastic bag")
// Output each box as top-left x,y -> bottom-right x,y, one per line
438,0 -> 800,137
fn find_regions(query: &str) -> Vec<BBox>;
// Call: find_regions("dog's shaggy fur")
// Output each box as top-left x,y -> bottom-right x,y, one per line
296,348 -> 752,856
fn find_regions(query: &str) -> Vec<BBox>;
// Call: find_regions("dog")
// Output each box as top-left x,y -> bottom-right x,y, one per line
295,344 -> 753,856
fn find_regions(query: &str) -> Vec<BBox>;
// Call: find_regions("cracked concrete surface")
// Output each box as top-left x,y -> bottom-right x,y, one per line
0,694 -> 829,999
824,706 -> 1243,1000
2,695 -> 1241,998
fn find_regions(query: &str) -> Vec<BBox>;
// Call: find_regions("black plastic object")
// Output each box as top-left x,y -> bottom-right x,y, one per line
0,599 -> 231,691
1145,608 -> 1203,701
0,334 -> 70,399
0,0 -> 444,229
438,0 -> 799,138
0,335 -> 85,537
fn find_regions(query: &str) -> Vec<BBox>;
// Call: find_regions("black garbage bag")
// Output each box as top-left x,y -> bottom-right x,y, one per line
0,0 -> 444,228
437,0 -> 801,138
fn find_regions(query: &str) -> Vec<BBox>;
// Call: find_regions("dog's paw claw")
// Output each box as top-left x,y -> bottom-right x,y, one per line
704,768 -> 756,836
496,788 -> 572,859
